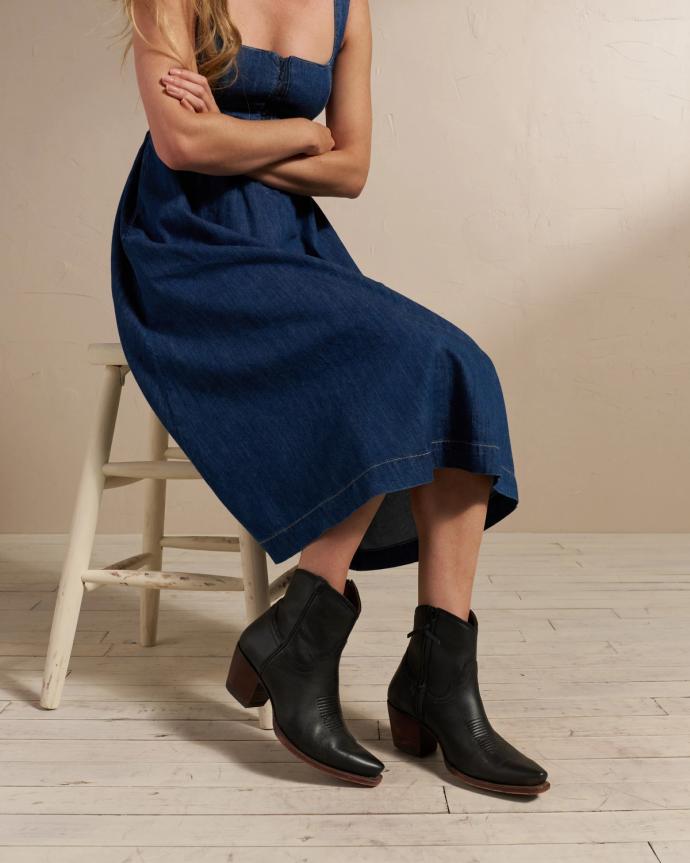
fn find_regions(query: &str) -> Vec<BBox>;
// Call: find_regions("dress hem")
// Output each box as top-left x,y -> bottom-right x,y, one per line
120,330 -> 518,573
259,440 -> 518,569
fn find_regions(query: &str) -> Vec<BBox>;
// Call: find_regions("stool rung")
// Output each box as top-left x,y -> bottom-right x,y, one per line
160,535 -> 240,552
164,446 -> 188,460
102,460 -> 200,480
82,569 -> 244,591
83,551 -> 152,592
104,476 -> 141,490
268,564 -> 299,601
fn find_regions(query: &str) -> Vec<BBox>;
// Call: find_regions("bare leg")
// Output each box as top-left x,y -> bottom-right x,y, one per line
297,493 -> 386,593
390,467 -> 550,794
409,467 -> 494,620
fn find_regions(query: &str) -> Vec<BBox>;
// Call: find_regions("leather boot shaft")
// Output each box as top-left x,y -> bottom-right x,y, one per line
228,567 -> 384,785
388,603 -> 549,794
390,604 -> 480,713
239,567 -> 360,674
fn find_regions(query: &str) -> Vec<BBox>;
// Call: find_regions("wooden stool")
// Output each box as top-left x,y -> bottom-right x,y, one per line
41,342 -> 295,730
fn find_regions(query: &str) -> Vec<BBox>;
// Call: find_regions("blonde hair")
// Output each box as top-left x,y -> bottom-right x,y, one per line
114,0 -> 240,89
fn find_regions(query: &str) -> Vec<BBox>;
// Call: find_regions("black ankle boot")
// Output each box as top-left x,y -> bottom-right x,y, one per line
226,567 -> 384,786
387,604 -> 550,795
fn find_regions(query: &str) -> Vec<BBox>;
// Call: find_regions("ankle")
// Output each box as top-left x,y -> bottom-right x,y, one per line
418,597 -> 471,622
296,561 -> 348,593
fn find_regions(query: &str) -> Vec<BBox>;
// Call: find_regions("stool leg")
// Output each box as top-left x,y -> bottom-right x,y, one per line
237,526 -> 273,730
40,364 -> 124,709
139,410 -> 168,647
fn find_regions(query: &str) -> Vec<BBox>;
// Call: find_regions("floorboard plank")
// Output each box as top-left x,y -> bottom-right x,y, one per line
0,533 -> 687,855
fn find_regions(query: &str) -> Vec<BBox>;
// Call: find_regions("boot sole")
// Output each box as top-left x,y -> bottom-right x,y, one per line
226,642 -> 383,787
273,717 -> 382,788
387,700 -> 550,796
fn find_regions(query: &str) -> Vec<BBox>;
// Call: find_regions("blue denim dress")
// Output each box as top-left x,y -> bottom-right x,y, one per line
110,0 -> 518,570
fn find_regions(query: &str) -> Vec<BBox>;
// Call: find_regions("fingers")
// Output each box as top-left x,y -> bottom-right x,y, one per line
162,73 -> 206,100
167,67 -> 208,87
160,67 -> 220,113
162,82 -> 207,112
161,76 -> 208,111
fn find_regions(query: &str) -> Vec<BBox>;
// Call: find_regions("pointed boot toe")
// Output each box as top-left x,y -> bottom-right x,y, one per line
492,733 -> 551,789
388,605 -> 550,796
344,743 -> 386,778
227,567 -> 384,787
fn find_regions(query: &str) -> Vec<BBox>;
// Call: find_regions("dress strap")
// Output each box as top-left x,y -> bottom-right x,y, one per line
331,0 -> 351,62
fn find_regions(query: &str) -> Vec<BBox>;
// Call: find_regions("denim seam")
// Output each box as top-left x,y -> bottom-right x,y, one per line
257,438 -> 502,544
431,438 -> 499,449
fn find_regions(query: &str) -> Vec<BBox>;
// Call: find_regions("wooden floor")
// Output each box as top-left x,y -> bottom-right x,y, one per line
1,533 -> 689,862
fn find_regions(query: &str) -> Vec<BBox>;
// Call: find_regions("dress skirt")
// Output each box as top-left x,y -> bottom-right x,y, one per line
110,129 -> 518,571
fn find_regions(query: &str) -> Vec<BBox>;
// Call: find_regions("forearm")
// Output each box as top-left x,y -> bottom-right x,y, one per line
172,113 -> 315,176
249,148 -> 366,198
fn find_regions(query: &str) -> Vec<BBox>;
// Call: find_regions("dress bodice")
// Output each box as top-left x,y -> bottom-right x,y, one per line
210,0 -> 350,121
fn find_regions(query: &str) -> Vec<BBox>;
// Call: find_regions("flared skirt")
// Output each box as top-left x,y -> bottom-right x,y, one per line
110,132 -> 518,570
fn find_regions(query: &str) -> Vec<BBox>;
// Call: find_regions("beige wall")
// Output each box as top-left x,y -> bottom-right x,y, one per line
2,0 -> 689,536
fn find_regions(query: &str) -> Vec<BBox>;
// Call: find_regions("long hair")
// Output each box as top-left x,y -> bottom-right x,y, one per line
115,0 -> 240,89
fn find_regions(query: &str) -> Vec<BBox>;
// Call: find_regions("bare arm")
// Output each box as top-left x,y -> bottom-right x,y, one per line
246,0 -> 373,198
130,0 -> 331,174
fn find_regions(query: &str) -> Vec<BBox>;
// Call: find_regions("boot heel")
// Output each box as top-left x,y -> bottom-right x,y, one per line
226,643 -> 269,708
387,700 -> 437,757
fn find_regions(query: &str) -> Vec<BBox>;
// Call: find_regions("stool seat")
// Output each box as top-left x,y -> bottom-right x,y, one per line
87,342 -> 128,366
41,341 -> 293,731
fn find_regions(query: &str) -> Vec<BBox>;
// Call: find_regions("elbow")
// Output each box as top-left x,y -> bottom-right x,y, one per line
345,159 -> 369,198
152,129 -> 195,172
345,180 -> 364,199
344,171 -> 367,199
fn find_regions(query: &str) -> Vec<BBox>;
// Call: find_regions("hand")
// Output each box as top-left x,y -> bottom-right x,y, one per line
303,120 -> 335,156
160,67 -> 221,113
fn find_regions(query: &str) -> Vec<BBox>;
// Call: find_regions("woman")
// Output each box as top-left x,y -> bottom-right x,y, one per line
112,0 -> 549,794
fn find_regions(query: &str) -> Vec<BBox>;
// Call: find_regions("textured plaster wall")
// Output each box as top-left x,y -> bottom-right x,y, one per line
2,1 -> 689,536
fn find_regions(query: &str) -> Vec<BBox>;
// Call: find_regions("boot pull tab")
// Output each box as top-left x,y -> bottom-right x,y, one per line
406,624 -> 441,645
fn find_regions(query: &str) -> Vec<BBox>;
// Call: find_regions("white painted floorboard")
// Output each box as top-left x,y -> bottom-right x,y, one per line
0,532 -> 688,862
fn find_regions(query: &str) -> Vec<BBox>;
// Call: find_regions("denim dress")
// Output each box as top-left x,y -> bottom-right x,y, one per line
110,0 -> 519,570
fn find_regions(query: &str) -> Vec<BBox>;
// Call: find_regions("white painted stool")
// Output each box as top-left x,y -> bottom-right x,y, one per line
41,342 -> 296,730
